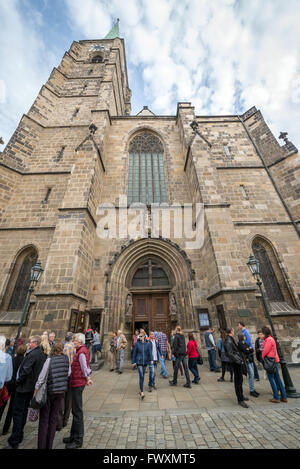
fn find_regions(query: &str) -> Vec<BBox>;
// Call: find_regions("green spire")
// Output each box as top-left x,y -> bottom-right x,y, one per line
105,18 -> 120,39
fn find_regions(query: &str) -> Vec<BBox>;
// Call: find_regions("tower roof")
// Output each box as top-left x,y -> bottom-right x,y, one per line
105,19 -> 120,39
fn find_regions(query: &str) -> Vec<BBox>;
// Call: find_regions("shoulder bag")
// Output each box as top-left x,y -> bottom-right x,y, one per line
263,356 -> 276,374
196,343 -> 203,365
30,359 -> 51,410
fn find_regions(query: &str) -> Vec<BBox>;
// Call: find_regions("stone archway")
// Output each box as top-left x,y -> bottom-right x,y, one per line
103,238 -> 195,347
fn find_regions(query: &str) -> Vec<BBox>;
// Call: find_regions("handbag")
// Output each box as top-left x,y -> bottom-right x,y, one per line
30,358 -> 51,410
263,356 -> 276,373
196,344 -> 203,365
28,408 -> 39,422
197,354 -> 203,365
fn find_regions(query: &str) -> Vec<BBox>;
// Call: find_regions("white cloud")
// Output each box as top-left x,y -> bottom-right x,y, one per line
1,0 -> 299,151
0,0 -> 59,146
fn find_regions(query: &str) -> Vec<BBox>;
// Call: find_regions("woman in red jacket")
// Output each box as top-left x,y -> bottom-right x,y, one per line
186,333 -> 200,384
262,326 -> 287,403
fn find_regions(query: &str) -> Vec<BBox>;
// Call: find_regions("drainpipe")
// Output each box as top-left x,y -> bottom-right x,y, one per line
238,116 -> 300,239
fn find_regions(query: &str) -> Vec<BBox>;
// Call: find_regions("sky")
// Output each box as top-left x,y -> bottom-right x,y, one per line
0,0 -> 299,149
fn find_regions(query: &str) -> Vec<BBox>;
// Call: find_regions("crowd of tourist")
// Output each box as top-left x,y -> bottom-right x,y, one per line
0,329 -> 95,449
0,321 -> 289,449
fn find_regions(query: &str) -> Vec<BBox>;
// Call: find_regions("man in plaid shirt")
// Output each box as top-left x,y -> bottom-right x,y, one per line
156,329 -> 168,378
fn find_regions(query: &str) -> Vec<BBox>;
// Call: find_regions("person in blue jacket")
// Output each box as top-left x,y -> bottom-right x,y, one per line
147,331 -> 163,392
132,330 -> 153,399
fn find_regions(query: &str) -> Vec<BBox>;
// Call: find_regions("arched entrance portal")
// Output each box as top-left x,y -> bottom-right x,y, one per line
105,238 -> 195,349
129,258 -> 172,337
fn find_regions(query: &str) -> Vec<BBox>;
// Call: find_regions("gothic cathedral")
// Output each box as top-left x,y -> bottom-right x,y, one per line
0,23 -> 299,359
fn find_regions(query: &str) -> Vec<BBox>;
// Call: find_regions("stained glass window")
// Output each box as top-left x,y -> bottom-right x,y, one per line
128,132 -> 167,205
132,260 -> 169,287
253,242 -> 284,301
8,251 -> 38,311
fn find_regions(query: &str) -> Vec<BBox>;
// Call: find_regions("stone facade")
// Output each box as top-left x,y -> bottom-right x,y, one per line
0,36 -> 299,359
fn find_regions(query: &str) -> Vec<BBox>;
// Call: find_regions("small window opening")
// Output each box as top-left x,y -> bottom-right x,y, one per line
92,55 -> 103,63
224,145 -> 231,156
56,146 -> 66,162
42,188 -> 52,204
79,84 -> 88,96
88,68 -> 93,75
240,185 -> 248,200
73,108 -> 80,118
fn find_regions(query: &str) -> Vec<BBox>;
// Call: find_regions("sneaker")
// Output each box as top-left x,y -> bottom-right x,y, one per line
183,383 -> 191,388
217,377 -> 225,382
169,381 -> 177,386
63,436 -> 74,444
250,391 -> 259,398
118,371 -> 123,374
238,401 -> 249,408
110,369 -> 114,372
148,387 -> 153,392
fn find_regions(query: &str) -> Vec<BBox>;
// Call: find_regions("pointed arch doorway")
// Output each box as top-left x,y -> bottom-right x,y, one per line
129,258 -> 171,338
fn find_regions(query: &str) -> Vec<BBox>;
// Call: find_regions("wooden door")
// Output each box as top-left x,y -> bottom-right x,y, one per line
152,293 -> 170,340
133,293 -> 170,339
133,295 -> 150,335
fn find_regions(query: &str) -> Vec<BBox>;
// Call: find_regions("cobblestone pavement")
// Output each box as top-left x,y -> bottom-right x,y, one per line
0,363 -> 299,449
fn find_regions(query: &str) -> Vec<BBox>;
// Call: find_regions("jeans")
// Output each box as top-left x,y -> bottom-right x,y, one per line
253,359 -> 260,380
208,349 -> 219,371
8,390 -> 33,448
70,386 -> 85,445
248,362 -> 255,392
173,355 -> 191,385
117,349 -> 125,372
137,365 -> 147,392
38,393 -> 64,449
149,362 -> 158,388
159,352 -> 168,377
172,360 -> 183,376
188,357 -> 200,382
267,363 -> 287,400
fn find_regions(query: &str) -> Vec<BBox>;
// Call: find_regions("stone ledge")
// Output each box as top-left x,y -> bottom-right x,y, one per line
207,287 -> 256,300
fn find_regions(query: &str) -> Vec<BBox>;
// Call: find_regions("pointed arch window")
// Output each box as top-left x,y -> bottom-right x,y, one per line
252,241 -> 284,301
128,132 -> 167,205
91,55 -> 103,63
3,249 -> 38,312
131,259 -> 170,288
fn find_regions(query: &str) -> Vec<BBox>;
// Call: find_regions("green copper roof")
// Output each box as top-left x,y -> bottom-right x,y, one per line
105,19 -> 120,39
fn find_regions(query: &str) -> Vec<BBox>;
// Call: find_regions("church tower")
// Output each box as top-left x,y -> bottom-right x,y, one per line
0,22 -> 131,337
